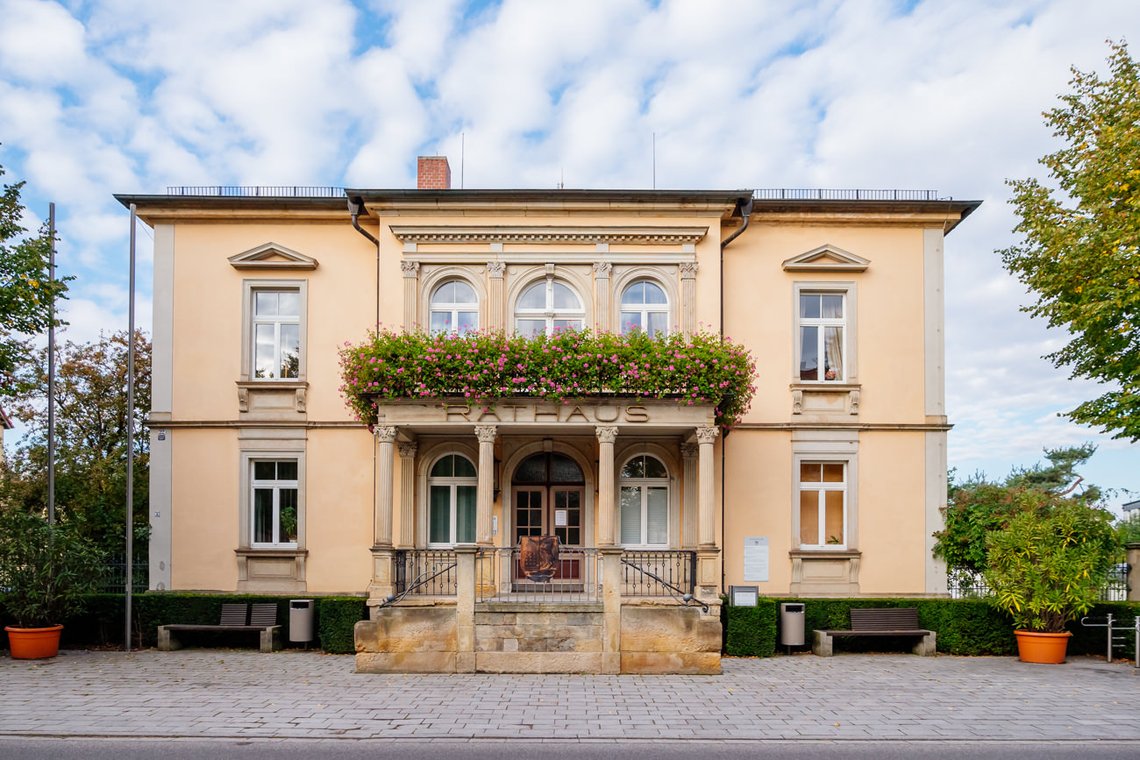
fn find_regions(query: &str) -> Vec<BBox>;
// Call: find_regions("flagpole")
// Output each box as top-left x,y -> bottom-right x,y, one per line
125,203 -> 137,652
47,202 -> 56,525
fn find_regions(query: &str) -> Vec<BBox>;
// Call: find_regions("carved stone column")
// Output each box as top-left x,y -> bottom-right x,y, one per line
401,261 -> 419,329
593,261 -> 612,332
680,261 -> 698,337
486,261 -> 505,330
397,441 -> 418,548
374,426 -> 397,548
369,425 -> 398,601
681,443 -> 698,548
474,425 -> 497,545
696,426 -> 719,548
596,426 -> 618,546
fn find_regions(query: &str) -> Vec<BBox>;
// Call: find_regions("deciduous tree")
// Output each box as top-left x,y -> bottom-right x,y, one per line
1000,41 -> 1140,439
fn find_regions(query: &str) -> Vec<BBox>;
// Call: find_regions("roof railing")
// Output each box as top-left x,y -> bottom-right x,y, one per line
753,188 -> 942,201
165,186 -> 345,197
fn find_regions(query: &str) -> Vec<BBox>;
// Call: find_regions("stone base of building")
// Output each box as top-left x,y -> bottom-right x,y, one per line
353,601 -> 721,675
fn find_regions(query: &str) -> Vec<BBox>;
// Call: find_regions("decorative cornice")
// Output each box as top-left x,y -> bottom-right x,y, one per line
390,225 -> 708,246
228,242 -> 319,270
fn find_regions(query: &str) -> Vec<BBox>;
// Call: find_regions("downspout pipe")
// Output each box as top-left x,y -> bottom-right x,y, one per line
718,194 -> 753,595
348,197 -> 381,327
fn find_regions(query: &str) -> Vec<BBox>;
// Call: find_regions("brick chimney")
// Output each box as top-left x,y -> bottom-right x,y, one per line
417,156 -> 451,190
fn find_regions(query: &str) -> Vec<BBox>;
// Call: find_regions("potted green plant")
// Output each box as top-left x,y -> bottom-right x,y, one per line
0,510 -> 105,659
983,499 -> 1120,663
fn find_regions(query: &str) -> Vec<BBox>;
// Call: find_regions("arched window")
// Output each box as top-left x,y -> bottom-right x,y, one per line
430,280 -> 479,334
619,454 -> 669,546
620,280 -> 669,337
514,278 -> 584,337
428,454 -> 477,545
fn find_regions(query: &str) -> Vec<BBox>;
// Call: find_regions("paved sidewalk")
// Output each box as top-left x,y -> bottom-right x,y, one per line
0,650 -> 1138,741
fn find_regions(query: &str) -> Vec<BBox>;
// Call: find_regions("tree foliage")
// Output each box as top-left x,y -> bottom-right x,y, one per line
1000,41 -> 1140,439
933,445 -> 1100,574
0,163 -> 70,392
0,330 -> 150,554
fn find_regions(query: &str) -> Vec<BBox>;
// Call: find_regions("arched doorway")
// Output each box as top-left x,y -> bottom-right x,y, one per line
511,451 -> 585,548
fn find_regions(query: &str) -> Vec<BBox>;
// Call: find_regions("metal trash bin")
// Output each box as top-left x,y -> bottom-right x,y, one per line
780,602 -> 805,647
289,599 -> 315,644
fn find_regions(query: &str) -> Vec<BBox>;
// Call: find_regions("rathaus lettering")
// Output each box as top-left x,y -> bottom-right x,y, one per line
441,403 -> 651,423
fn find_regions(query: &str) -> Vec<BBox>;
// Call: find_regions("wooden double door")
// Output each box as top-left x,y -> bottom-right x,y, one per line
512,452 -> 585,581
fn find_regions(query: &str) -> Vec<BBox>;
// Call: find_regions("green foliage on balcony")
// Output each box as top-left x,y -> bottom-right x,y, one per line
340,328 -> 757,428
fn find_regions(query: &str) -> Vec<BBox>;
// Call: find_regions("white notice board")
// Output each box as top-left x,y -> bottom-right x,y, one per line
743,536 -> 769,582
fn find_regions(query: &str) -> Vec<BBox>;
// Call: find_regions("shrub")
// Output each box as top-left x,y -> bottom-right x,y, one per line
318,597 -> 368,654
985,501 -> 1121,632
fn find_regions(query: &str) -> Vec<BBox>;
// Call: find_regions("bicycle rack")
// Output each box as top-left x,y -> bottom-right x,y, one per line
1080,613 -> 1140,667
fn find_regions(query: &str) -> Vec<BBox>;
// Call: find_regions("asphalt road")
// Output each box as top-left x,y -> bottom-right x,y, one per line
1,738 -> 1138,760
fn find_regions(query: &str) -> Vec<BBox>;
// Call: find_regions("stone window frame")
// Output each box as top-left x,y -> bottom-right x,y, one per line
507,266 -> 593,337
425,452 -> 479,547
617,453 -> 672,548
611,267 -> 677,336
418,265 -> 487,332
240,279 -> 308,383
791,281 -> 858,385
790,434 -> 859,552
239,448 -> 307,551
614,441 -> 682,550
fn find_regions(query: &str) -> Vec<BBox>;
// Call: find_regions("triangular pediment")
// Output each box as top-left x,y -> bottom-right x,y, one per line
228,242 -> 319,270
781,244 -> 869,272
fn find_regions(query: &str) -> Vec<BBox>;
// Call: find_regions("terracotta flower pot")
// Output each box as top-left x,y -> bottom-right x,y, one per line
1014,629 -> 1071,664
4,625 -> 64,660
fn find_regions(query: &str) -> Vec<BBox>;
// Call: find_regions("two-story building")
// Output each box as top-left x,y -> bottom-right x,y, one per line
118,157 -> 978,674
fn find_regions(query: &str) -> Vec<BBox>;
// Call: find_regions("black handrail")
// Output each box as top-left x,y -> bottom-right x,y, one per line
378,561 -> 457,609
620,555 -> 708,614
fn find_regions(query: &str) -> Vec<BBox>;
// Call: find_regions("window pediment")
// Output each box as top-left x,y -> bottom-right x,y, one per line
229,243 -> 319,270
782,245 -> 869,272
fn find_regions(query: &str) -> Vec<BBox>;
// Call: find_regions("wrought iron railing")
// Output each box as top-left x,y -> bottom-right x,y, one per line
165,185 -> 345,198
96,555 -> 149,593
392,549 -> 457,598
753,188 -> 943,201
947,561 -> 1130,602
619,550 -> 705,611
476,547 -> 601,604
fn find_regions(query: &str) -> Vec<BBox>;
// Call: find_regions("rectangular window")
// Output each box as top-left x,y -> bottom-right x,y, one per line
251,288 -> 301,380
798,462 -> 846,548
251,460 -> 299,547
799,292 -> 845,382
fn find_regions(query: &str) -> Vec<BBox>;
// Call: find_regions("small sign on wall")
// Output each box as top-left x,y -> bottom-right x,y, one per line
744,536 -> 769,582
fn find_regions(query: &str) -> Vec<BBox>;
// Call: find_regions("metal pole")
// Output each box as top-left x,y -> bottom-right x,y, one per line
47,202 -> 56,524
125,204 -> 137,652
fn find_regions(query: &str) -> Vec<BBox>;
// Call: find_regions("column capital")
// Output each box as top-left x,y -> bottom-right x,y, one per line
400,260 -> 420,278
593,261 -> 612,278
474,425 -> 498,444
695,426 -> 719,445
486,261 -> 505,278
680,442 -> 698,460
375,425 -> 398,443
397,441 -> 418,459
680,261 -> 699,280
595,425 -> 618,444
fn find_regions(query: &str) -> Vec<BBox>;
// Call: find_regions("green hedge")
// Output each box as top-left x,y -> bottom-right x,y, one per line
723,597 -> 777,656
2,592 -> 368,653
317,597 -> 368,654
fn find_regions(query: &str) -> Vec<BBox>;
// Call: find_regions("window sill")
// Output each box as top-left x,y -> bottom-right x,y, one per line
789,548 -> 861,559
236,547 -> 307,557
790,384 -> 862,416
235,548 -> 308,592
789,382 -> 860,392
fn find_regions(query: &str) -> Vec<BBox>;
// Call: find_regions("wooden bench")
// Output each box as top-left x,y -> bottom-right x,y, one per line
157,603 -> 282,653
812,607 -> 936,656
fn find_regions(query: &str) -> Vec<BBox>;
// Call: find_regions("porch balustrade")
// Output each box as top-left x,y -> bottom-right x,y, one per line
392,549 -> 458,597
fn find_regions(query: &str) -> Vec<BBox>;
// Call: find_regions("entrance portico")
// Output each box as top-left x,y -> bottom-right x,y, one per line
356,397 -> 724,674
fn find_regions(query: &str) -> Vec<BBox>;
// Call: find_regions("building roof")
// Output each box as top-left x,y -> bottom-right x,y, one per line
116,188 -> 981,233
1124,499 -> 1140,512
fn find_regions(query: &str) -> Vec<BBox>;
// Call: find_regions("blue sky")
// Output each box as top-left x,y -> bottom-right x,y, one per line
1,0 -> 1137,509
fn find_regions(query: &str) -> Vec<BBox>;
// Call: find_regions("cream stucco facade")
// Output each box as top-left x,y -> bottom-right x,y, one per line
119,170 -> 977,673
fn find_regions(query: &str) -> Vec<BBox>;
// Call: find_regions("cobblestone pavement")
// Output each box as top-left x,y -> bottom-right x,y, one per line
0,650 -> 1138,742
